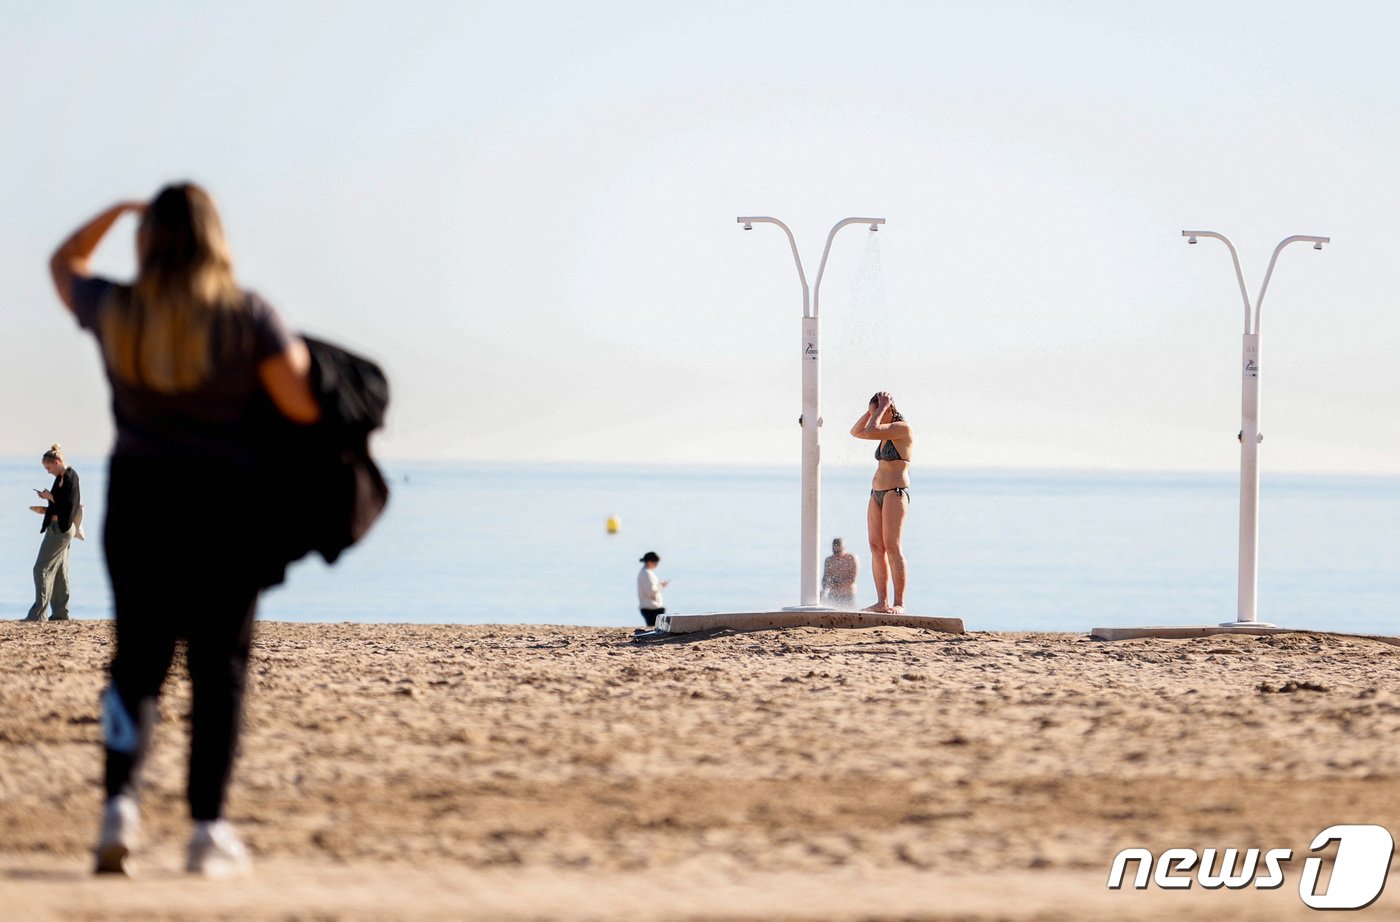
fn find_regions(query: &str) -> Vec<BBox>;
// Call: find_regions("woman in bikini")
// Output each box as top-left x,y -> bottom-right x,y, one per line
849,391 -> 912,613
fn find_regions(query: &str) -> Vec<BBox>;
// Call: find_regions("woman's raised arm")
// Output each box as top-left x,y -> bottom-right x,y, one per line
49,201 -> 144,312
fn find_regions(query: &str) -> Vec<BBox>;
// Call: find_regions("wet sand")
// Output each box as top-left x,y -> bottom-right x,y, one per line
2,621 -> 1399,920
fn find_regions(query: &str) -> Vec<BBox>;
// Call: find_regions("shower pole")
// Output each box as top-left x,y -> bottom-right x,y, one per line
1181,230 -> 1329,626
738,216 -> 886,607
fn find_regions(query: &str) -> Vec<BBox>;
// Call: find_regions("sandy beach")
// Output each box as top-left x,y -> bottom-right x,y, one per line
2,620 -> 1399,920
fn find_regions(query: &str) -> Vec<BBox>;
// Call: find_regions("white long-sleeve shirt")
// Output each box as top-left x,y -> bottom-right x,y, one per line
637,566 -> 663,609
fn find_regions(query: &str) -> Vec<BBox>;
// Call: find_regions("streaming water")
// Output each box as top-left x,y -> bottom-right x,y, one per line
826,231 -> 894,468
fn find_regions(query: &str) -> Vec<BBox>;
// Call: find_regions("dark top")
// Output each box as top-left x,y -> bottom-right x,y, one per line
42,468 -> 80,533
70,276 -> 294,466
875,439 -> 905,462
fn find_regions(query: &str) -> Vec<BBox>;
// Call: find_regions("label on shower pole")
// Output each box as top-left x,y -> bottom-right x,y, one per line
1242,334 -> 1259,379
802,318 -> 819,363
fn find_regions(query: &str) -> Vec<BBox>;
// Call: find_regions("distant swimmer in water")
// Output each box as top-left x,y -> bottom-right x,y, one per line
849,392 -> 912,614
821,537 -> 859,610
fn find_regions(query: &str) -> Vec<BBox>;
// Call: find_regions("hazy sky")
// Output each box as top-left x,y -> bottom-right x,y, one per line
4,1 -> 1397,472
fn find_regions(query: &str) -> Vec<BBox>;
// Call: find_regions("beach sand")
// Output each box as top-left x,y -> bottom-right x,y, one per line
2,621 -> 1398,920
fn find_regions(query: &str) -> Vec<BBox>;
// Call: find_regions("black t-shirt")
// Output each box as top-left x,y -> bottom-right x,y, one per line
71,276 -> 294,466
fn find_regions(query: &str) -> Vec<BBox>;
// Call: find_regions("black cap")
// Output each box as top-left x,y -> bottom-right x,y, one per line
640,551 -> 660,563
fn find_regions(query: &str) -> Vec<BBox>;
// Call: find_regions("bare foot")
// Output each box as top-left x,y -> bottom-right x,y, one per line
863,602 -> 893,613
889,605 -> 905,614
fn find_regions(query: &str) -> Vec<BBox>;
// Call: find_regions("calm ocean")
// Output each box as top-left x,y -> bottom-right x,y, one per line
3,458 -> 1397,634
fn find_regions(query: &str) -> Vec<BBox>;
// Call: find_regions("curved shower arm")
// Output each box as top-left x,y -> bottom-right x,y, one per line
1254,235 -> 1330,335
813,218 -> 886,318
738,216 -> 810,317
1183,230 -> 1252,334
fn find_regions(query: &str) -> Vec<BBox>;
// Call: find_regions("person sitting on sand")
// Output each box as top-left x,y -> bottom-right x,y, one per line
50,185 -> 320,877
849,392 -> 912,614
820,537 -> 859,610
637,551 -> 669,628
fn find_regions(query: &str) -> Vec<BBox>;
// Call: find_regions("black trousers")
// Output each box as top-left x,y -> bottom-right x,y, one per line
101,457 -> 264,821
640,607 -> 665,627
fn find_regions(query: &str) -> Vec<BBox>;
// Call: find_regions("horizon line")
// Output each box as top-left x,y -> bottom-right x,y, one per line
1,454 -> 1395,480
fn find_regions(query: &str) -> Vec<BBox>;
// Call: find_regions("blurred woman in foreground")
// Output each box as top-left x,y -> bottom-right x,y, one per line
50,183 -> 319,877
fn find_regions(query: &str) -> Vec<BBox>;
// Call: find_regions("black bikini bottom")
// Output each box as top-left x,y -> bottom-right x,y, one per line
870,487 -> 910,508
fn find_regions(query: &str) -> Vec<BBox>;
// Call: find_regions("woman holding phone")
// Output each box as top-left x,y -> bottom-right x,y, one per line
24,443 -> 80,622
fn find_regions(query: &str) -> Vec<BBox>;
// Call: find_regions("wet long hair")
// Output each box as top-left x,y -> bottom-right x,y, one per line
100,183 -> 245,393
869,393 -> 905,423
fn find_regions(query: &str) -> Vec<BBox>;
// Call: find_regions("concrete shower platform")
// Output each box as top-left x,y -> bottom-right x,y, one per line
1090,623 -> 1400,646
651,609 -> 965,636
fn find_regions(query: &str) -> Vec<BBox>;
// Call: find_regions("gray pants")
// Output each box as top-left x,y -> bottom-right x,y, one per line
26,522 -> 74,622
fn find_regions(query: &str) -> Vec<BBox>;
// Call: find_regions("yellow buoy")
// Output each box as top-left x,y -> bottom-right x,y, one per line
606,514 -> 620,535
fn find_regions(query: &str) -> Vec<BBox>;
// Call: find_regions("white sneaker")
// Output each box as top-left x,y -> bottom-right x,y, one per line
94,795 -> 140,875
186,820 -> 253,878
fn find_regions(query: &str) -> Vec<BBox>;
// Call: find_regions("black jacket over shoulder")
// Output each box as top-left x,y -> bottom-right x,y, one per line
254,336 -> 390,587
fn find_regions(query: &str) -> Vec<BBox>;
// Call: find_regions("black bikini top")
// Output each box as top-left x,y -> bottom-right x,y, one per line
875,439 -> 905,462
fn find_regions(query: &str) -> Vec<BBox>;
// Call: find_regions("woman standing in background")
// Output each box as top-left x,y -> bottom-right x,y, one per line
24,443 -> 80,622
849,391 -> 913,614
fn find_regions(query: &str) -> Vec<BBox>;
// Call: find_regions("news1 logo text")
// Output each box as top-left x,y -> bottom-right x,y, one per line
1108,825 -> 1395,911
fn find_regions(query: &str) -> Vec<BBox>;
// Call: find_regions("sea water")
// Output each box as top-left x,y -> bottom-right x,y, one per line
2,458 -> 1396,633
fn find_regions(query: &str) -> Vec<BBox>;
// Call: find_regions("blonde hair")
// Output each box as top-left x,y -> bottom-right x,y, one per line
42,443 -> 64,463
100,183 -> 246,393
